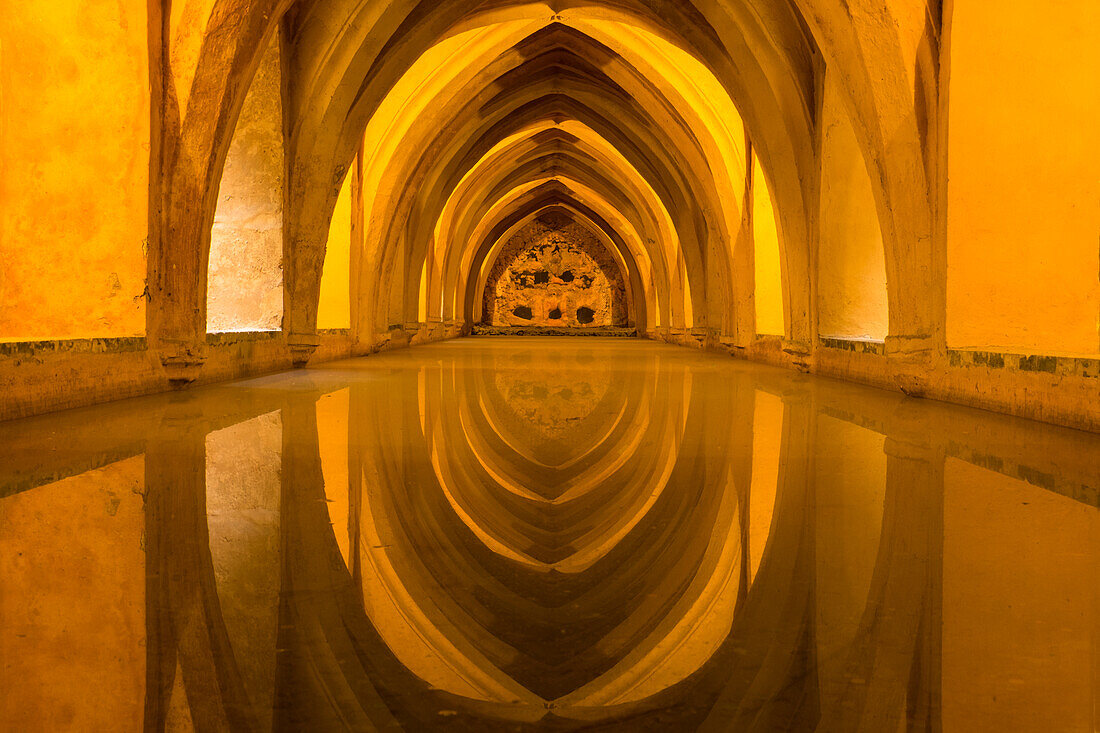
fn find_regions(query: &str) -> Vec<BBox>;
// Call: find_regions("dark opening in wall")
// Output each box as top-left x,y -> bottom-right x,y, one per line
513,305 -> 533,320
533,271 -> 550,285
549,307 -> 562,320
560,270 -> 575,283
577,306 -> 595,324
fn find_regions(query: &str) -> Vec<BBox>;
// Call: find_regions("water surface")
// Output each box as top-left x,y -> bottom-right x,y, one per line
1,338 -> 1097,731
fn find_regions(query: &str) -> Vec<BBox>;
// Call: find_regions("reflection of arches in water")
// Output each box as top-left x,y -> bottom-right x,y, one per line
123,344 -> 956,729
365,346 -> 746,702
16,340 -> 1100,728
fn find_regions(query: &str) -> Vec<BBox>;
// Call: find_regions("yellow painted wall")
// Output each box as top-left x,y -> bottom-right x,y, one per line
317,172 -> 353,329
947,0 -> 1100,355
817,78 -> 888,341
752,156 -> 785,336
0,0 -> 149,340
0,458 -> 146,731
943,459 -> 1098,731
168,0 -> 217,113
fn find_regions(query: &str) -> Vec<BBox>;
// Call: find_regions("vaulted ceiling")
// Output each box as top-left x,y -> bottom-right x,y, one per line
150,0 -> 942,377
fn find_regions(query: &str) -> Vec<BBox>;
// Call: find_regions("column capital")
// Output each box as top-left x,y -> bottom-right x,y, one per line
287,331 -> 320,367
155,338 -> 207,386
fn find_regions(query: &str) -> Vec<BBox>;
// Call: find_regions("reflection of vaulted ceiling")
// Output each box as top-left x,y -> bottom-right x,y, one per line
349,345 -> 754,707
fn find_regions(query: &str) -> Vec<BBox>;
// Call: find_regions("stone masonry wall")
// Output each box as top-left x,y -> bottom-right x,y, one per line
483,212 -> 627,329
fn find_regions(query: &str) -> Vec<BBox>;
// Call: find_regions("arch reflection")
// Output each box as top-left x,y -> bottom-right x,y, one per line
1,339 -> 1097,730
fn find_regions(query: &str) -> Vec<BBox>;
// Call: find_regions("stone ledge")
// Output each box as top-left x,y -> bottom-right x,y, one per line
205,330 -> 282,346
0,336 -> 147,358
808,345 -> 1100,433
819,336 -> 887,356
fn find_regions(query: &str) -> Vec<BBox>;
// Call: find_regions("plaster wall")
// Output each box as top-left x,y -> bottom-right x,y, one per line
752,156 -> 784,336
946,0 -> 1100,356
0,331 -> 358,423
817,78 -> 888,341
318,171 -> 353,329
168,0 -> 217,112
207,35 -> 285,333
808,344 -> 1100,434
0,0 -> 148,340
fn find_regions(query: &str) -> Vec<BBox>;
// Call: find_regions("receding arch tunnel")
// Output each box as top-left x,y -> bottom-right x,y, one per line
3,0 -> 1096,422
2,1 -> 1099,729
181,1 -> 825,365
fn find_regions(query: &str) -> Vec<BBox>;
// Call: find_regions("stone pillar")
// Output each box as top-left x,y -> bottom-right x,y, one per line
730,134 -> 758,350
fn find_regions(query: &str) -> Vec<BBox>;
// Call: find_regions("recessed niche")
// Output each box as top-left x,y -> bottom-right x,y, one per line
482,212 -> 628,329
577,307 -> 596,324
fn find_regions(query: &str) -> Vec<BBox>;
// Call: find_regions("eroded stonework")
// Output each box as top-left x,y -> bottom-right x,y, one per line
483,212 -> 627,329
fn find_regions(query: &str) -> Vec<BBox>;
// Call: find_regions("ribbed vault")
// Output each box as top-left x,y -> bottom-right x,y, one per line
144,0 -> 947,381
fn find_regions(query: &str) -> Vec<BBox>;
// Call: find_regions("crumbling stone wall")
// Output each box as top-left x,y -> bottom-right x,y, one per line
483,212 -> 627,328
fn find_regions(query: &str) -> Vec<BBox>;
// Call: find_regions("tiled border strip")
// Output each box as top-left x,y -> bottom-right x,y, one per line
948,349 -> 1099,379
0,337 -> 147,357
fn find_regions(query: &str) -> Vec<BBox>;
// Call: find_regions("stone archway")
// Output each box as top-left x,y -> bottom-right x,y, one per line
481,210 -> 629,330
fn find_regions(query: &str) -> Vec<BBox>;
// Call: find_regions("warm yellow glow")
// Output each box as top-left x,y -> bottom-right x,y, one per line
204,412 -> 282,724
0,0 -> 148,340
749,389 -> 782,581
318,390 -> 352,568
947,0 -> 1100,355
813,415 -> 886,718
417,258 -> 429,322
457,178 -> 659,327
818,78 -> 889,341
359,11 -> 752,336
577,19 -> 748,311
753,156 -> 785,336
318,170 -> 353,330
168,0 -> 217,111
943,459 -> 1099,731
359,22 -> 533,240
436,122 -> 663,325
0,459 -> 146,730
4,1 -> 1100,724
822,77 -> 888,338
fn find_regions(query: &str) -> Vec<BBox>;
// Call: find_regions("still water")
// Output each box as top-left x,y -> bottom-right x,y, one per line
1,338 -> 1097,731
